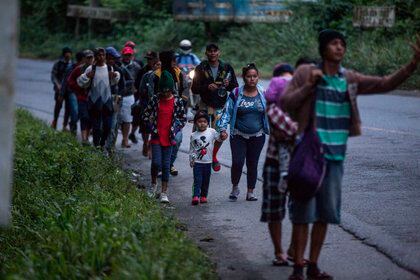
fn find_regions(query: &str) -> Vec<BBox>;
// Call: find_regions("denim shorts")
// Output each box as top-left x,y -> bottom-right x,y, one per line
288,160 -> 344,224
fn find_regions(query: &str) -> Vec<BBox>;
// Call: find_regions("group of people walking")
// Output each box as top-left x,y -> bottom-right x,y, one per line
50,30 -> 420,280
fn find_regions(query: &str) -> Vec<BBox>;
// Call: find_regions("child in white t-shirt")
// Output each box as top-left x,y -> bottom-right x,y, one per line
189,110 -> 221,205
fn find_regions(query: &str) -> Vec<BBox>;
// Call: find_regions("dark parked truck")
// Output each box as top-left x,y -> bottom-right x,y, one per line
173,0 -> 293,22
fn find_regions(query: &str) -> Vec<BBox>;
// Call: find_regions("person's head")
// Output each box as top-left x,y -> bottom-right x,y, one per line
194,110 -> 210,131
94,47 -> 106,65
205,43 -> 220,63
105,47 -> 121,66
159,50 -> 176,70
144,51 -> 159,67
242,63 -> 259,88
83,49 -> 94,65
62,47 -> 72,61
124,41 -> 136,50
121,46 -> 134,63
153,60 -> 162,71
179,39 -> 192,55
295,56 -> 318,68
158,70 -> 175,98
75,51 -> 85,64
318,29 -> 346,62
272,63 -> 294,77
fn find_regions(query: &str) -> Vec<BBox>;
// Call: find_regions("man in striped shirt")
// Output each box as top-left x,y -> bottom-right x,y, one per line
281,30 -> 420,280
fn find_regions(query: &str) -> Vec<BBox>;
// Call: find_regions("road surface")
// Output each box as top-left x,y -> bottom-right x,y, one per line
15,58 -> 420,279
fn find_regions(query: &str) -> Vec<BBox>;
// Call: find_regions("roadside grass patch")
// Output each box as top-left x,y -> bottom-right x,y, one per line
0,109 -> 215,279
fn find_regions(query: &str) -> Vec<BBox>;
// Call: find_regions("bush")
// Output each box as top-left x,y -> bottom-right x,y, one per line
0,109 -> 215,279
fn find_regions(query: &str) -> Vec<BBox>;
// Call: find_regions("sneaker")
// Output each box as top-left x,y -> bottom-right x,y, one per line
147,183 -> 157,198
246,192 -> 258,201
170,165 -> 178,176
229,187 -> 240,201
212,160 -> 221,172
192,196 -> 199,205
160,192 -> 170,204
129,133 -> 138,144
200,196 -> 208,204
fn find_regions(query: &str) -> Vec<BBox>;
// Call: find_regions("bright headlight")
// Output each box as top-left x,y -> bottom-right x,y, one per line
188,69 -> 195,79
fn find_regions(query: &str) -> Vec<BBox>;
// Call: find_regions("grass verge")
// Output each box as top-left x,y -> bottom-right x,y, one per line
0,109 -> 215,279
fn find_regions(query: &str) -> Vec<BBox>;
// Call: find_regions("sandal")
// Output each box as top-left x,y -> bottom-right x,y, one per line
272,256 -> 289,266
287,256 -> 310,266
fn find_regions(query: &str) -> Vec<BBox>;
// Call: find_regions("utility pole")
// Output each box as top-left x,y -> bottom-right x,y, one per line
0,0 -> 18,226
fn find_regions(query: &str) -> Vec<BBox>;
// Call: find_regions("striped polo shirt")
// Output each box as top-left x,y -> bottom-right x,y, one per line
315,72 -> 350,161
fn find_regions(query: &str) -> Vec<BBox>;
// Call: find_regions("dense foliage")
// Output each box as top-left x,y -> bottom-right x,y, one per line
19,0 -> 419,88
0,110 -> 215,279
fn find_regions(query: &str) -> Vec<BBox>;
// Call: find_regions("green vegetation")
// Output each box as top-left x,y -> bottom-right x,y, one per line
0,109 -> 215,279
19,0 -> 419,88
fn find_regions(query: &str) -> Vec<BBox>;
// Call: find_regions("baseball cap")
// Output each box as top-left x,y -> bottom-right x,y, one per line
121,46 -> 134,55
124,41 -> 136,48
206,43 -> 219,51
105,46 -> 121,58
144,51 -> 158,59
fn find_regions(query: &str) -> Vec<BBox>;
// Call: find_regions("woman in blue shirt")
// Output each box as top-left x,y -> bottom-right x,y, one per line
218,63 -> 269,201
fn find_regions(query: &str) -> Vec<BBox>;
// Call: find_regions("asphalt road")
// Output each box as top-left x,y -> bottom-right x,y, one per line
14,58 -> 420,279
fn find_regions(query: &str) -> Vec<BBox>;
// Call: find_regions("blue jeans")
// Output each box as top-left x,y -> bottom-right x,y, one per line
151,144 -> 173,183
230,134 -> 266,189
193,163 -> 212,197
288,160 -> 344,224
78,100 -> 90,131
105,110 -> 120,151
170,131 -> 183,166
68,93 -> 78,133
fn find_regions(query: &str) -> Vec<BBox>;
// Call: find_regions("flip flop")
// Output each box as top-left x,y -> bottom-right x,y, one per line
272,257 -> 289,266
287,256 -> 309,266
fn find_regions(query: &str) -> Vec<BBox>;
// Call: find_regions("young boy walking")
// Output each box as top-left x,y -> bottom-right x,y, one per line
189,110 -> 221,205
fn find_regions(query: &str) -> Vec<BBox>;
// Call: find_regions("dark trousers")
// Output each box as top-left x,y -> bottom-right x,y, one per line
230,134 -> 266,189
193,163 -> 212,197
53,91 -> 70,126
68,93 -> 78,133
151,144 -> 173,183
88,99 -> 113,147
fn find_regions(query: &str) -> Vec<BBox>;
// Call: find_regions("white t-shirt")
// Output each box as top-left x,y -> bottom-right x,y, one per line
189,128 -> 219,164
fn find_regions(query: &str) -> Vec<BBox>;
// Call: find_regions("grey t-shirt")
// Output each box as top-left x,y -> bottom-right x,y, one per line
210,66 -> 218,80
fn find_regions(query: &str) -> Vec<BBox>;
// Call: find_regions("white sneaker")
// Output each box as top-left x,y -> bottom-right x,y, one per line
160,192 -> 169,204
147,183 -> 157,198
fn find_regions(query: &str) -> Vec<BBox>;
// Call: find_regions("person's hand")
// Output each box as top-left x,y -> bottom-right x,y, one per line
208,83 -> 219,91
223,79 -> 229,87
308,69 -> 323,87
109,71 -> 117,79
410,34 -> 420,65
87,71 -> 95,79
56,84 -> 61,92
190,161 -> 195,168
220,131 -> 228,140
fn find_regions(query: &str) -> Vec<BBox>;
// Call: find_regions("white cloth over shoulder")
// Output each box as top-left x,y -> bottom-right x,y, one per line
77,64 -> 120,103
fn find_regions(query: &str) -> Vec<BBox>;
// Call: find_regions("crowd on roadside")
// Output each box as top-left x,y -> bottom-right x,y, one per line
50,31 -> 420,280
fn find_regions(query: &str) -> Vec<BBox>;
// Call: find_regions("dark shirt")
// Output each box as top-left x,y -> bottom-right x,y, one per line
191,60 -> 238,109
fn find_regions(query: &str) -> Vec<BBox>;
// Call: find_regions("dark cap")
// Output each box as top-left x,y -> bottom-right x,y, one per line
105,46 -> 121,58
318,29 -> 346,57
272,63 -> 294,77
144,51 -> 158,59
194,110 -> 210,123
206,43 -> 219,51
62,47 -> 72,56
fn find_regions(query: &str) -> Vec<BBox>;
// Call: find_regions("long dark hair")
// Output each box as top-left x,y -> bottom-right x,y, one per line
159,50 -> 178,82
